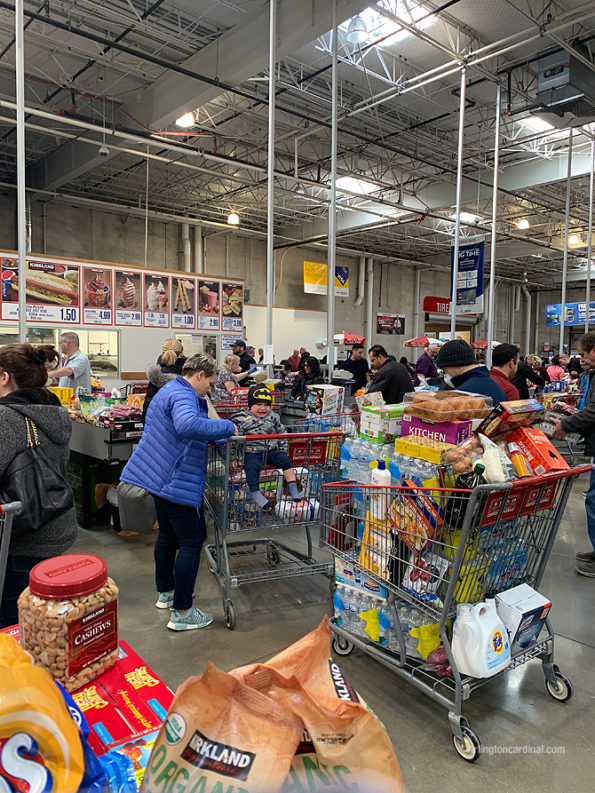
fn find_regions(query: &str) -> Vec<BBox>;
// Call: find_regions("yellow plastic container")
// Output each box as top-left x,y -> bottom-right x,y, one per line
452,559 -> 490,603
49,386 -> 73,406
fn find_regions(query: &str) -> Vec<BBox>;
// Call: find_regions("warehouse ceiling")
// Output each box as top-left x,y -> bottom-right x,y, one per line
0,0 -> 594,288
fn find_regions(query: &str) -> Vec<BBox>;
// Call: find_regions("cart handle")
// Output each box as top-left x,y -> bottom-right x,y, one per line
243,431 -> 343,440
508,462 -> 593,487
0,501 -> 22,514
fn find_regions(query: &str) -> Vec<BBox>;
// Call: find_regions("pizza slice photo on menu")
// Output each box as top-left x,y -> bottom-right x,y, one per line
10,266 -> 77,305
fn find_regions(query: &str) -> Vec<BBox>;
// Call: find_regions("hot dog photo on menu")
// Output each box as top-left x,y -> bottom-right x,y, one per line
2,259 -> 79,307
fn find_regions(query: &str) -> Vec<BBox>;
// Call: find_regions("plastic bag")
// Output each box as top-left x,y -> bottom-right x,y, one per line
0,633 -> 85,792
140,663 -> 303,793
233,619 -> 404,793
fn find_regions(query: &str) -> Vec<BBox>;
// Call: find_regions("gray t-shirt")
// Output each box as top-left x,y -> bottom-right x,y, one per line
59,348 -> 92,394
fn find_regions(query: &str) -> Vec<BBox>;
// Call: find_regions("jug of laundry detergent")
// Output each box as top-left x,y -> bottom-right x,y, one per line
451,601 -> 511,678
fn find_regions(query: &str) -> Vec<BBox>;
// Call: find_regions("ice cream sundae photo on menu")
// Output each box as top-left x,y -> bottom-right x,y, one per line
84,269 -> 111,307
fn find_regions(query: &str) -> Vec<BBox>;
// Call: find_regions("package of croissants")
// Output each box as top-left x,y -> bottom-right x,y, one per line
403,390 -> 492,422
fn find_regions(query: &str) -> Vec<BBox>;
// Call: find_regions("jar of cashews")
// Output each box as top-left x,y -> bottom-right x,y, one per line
18,554 -> 118,692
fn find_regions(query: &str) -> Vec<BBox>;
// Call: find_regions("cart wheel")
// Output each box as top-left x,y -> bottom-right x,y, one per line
267,547 -> 281,565
452,726 -> 481,762
225,601 -> 236,630
545,672 -> 572,702
332,634 -> 354,657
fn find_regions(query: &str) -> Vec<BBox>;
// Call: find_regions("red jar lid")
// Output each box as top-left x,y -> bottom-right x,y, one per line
29,554 -> 107,599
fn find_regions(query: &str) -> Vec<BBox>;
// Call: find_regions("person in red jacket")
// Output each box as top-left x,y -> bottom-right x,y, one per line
490,344 -> 520,400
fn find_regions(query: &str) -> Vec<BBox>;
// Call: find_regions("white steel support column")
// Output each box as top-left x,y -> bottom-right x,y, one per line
266,0 -> 276,373
534,291 -> 540,352
450,67 -> 466,340
560,131 -> 573,354
486,84 -> 501,368
366,257 -> 374,347
326,0 -> 338,381
181,223 -> 191,272
586,138 -> 594,332
193,227 -> 204,274
15,0 -> 26,342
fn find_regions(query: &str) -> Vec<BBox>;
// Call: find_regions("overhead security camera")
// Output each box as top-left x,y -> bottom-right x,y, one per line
98,143 -> 110,157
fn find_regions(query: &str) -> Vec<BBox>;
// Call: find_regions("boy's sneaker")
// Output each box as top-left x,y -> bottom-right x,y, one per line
167,607 -> 213,631
575,550 -> 595,563
155,592 -> 174,609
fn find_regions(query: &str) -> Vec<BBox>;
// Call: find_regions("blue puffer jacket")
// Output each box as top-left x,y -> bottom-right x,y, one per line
121,376 -> 235,508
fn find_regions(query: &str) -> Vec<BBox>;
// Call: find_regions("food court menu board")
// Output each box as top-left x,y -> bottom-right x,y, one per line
0,253 -> 242,332
172,276 -> 196,329
114,270 -> 142,326
197,279 -> 220,331
144,273 -> 170,328
221,281 -> 243,332
1,257 -> 80,324
82,266 -> 112,325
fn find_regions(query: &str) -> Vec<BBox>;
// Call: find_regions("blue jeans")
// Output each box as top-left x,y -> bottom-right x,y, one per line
153,496 -> 206,611
244,450 -> 293,492
0,555 -> 44,628
586,462 -> 595,553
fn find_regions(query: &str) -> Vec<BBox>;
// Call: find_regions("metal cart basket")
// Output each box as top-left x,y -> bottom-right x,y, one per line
319,464 -> 591,761
204,429 -> 343,628
0,502 -> 22,598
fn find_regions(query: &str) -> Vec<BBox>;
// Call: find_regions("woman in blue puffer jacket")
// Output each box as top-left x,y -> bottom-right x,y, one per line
121,353 -> 236,632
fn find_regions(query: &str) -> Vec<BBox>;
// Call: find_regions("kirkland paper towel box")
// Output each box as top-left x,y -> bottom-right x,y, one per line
360,404 -> 404,443
495,584 -> 552,655
305,384 -> 344,415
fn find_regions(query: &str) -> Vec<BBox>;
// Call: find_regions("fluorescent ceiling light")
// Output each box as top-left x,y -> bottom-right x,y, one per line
517,218 -> 530,230
340,2 -> 436,49
226,211 -> 240,226
450,211 -> 483,224
336,176 -> 378,195
517,116 -> 556,134
175,111 -> 195,128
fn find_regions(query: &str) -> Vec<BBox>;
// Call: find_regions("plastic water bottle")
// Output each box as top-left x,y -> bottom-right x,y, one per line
349,592 -> 364,635
379,604 -> 393,647
333,585 -> 348,626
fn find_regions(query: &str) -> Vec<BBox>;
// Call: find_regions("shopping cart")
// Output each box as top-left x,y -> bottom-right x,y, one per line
0,502 -> 22,598
213,390 -> 285,421
204,429 -> 343,629
293,409 -> 361,436
319,465 -> 591,761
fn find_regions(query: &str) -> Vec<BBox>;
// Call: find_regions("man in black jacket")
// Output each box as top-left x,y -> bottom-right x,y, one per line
337,344 -> 370,395
552,331 -> 595,577
367,345 -> 413,403
512,357 -> 545,399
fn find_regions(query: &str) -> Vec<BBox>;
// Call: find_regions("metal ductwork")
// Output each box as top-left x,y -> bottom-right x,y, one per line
534,47 -> 595,119
425,313 -> 479,327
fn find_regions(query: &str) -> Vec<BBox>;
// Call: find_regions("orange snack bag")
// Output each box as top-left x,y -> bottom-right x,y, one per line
0,633 -> 84,792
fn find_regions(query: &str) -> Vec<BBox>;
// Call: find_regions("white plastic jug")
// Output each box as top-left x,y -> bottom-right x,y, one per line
451,601 -> 511,678
370,459 -> 391,519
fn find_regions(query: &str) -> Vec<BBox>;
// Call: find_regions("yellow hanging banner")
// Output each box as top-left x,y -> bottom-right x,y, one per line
303,261 -> 349,296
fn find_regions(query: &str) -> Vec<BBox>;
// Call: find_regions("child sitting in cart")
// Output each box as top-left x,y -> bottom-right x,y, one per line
232,384 -> 302,509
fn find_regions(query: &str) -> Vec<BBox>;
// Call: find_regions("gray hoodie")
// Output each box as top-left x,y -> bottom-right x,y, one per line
0,392 -> 78,557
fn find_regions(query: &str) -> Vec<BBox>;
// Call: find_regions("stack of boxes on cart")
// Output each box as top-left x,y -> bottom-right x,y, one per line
329,389 -> 575,680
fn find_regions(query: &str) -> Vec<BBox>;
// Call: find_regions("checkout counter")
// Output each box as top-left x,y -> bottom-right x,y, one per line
68,421 -> 142,528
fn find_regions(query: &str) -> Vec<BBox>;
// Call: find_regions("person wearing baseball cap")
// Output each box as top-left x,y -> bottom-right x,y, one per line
231,384 -> 303,509
231,339 -> 254,372
435,339 -> 507,404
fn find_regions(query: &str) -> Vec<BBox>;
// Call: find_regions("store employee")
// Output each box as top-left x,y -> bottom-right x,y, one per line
48,331 -> 92,394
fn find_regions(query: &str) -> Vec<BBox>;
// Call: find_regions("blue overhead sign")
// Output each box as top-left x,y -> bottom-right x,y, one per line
545,301 -> 595,326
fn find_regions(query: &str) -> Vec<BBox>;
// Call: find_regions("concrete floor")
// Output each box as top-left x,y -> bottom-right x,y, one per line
72,473 -> 595,793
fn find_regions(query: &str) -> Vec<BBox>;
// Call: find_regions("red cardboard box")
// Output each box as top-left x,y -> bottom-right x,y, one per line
72,640 -> 173,755
478,399 -> 544,439
507,426 -> 569,475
